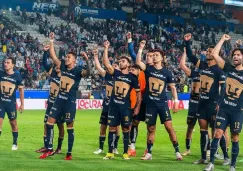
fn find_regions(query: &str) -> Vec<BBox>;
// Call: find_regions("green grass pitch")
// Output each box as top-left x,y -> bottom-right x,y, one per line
0,109 -> 242,171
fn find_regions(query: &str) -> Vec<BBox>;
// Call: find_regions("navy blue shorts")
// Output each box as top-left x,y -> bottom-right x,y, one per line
0,102 -> 17,121
145,102 -> 171,126
44,101 -> 65,124
197,99 -> 217,128
108,105 -> 132,127
49,100 -> 76,123
132,101 -> 146,122
215,108 -> 243,134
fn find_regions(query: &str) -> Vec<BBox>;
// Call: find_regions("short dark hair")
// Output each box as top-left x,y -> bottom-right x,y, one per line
6,57 -> 16,65
119,56 -> 131,64
113,61 -> 119,66
130,64 -> 140,70
153,49 -> 165,57
67,51 -> 77,59
147,49 -> 154,53
208,45 -> 215,49
232,48 -> 243,57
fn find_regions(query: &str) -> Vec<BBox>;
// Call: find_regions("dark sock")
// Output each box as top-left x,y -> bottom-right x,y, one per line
67,129 -> 74,153
130,125 -> 138,144
0,130 -> 2,136
231,141 -> 239,167
114,135 -> 120,149
57,137 -> 64,150
207,139 -> 211,151
220,135 -> 229,159
147,141 -> 153,154
46,124 -> 54,150
200,130 -> 209,160
186,139 -> 191,150
44,136 -> 47,148
123,132 -> 129,154
12,132 -> 18,145
210,138 -> 220,164
108,131 -> 116,153
173,142 -> 180,153
99,136 -> 106,150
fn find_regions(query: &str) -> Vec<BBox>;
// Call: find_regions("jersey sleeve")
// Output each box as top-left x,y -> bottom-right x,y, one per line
222,61 -> 234,73
60,60 -> 66,70
43,51 -> 52,72
217,68 -> 226,83
112,69 -> 120,76
128,42 -> 137,62
167,70 -> 175,85
131,74 -> 140,92
17,74 -> 24,88
189,70 -> 198,78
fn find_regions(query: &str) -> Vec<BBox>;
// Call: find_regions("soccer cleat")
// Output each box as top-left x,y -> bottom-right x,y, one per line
204,162 -> 214,171
222,158 -> 231,166
128,149 -> 136,157
207,150 -> 210,157
182,149 -> 191,156
122,153 -> 130,160
142,149 -> 148,157
93,148 -> 104,154
176,152 -> 183,160
39,150 -> 54,159
229,166 -> 236,171
64,153 -> 72,160
11,145 -> 18,151
193,159 -> 209,164
36,147 -> 48,153
215,152 -> 224,160
141,153 -> 152,160
54,148 -> 62,154
103,153 -> 114,160
113,148 -> 119,155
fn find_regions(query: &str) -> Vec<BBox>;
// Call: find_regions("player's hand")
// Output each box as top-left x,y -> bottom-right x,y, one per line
126,32 -> 132,40
43,45 -> 50,51
133,107 -> 140,116
92,49 -> 98,56
184,33 -> 192,41
103,40 -> 110,49
49,32 -> 55,40
139,40 -> 146,50
81,51 -> 88,60
215,105 -> 219,112
172,101 -> 179,113
19,104 -> 24,113
222,34 -> 231,41
236,39 -> 242,46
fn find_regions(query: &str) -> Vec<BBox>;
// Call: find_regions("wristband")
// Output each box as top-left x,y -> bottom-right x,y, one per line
174,99 -> 179,103
138,49 -> 143,53
128,38 -> 132,43
50,39 -> 54,43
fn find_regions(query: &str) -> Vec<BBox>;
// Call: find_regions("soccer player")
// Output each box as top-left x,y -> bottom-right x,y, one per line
36,45 -> 65,154
126,32 -> 153,157
93,49 -> 120,155
39,32 -> 91,160
102,40 -> 142,160
0,57 -> 24,150
205,34 -> 242,171
184,33 -> 230,165
136,40 -> 182,161
179,48 -> 200,156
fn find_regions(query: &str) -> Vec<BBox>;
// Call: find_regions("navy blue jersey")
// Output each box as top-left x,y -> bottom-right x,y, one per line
48,67 -> 60,103
189,70 -> 200,102
109,69 -> 140,108
199,65 -> 225,101
102,72 -> 114,107
0,70 -> 23,103
220,62 -> 243,111
144,65 -> 175,106
55,61 -> 82,102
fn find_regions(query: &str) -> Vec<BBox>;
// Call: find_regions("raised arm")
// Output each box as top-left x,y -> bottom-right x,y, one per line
42,45 -> 52,72
93,48 -> 106,77
135,40 -> 147,71
102,40 -> 114,75
80,51 -> 92,78
126,32 -> 137,61
179,48 -> 191,77
212,34 -> 231,69
49,32 -> 61,67
184,33 -> 200,68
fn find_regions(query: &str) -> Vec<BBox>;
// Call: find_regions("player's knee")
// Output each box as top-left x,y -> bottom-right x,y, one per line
214,129 -> 223,139
231,133 -> 239,142
122,126 -> 129,132
66,122 -> 74,128
147,126 -> 156,133
109,126 -> 117,132
100,124 -> 107,135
